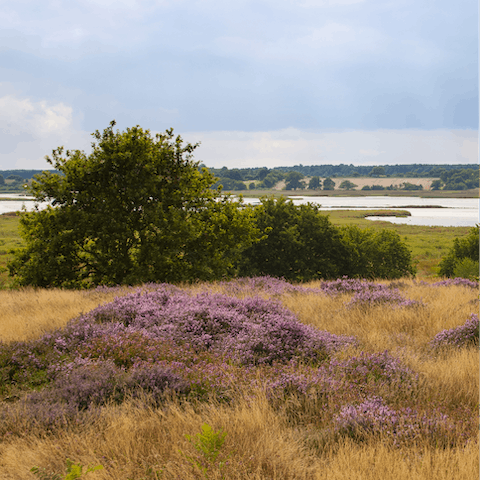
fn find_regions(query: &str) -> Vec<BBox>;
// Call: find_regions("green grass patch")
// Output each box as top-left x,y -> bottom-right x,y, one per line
0,213 -> 23,287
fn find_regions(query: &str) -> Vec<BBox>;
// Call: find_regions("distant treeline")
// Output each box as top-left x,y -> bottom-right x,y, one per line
0,170 -> 57,180
206,164 -> 477,180
205,164 -> 479,191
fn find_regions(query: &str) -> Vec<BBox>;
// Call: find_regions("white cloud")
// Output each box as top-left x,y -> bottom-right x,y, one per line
0,92 -> 90,169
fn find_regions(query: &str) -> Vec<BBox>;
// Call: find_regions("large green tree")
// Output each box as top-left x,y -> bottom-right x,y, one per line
238,197 -> 351,281
9,122 -> 256,287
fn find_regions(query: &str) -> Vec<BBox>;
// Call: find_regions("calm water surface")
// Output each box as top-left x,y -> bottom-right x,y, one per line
242,196 -> 479,227
1,195 -> 478,227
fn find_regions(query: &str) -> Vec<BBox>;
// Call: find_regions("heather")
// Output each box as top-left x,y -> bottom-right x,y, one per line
430,313 -> 479,349
0,276 -> 478,479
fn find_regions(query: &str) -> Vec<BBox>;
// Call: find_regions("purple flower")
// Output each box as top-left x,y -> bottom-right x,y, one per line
430,314 -> 479,349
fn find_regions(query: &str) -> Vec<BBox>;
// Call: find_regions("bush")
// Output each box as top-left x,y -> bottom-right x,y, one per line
238,197 -> 351,281
438,226 -> 479,277
430,314 -> 479,349
341,226 -> 416,279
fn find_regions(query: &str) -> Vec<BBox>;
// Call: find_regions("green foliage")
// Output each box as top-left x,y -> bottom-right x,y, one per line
323,177 -> 335,190
453,258 -> 479,281
212,177 -> 247,190
430,179 -> 443,190
238,197 -> 351,281
6,174 -> 24,183
31,459 -> 103,480
339,180 -> 357,190
284,171 -> 305,190
401,182 -> 423,191
259,170 -> 285,189
439,226 -> 479,277
441,168 -> 479,190
308,176 -> 321,190
182,424 -> 228,479
8,122 -> 256,287
369,166 -> 386,177
341,226 -> 416,279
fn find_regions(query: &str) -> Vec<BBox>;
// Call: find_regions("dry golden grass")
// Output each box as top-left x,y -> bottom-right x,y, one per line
0,279 -> 477,479
0,394 -> 477,480
0,287 -> 134,342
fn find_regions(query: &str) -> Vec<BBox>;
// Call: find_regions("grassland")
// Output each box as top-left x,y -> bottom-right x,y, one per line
0,213 -> 23,288
0,278 -> 477,479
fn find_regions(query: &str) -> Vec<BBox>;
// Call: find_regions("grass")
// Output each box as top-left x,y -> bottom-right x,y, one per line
0,213 -> 23,288
0,277 -> 477,479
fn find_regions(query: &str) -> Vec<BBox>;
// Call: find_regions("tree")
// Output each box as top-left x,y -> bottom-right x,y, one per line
369,166 -> 385,177
6,175 -> 23,183
438,226 -> 479,277
308,176 -> 321,190
323,177 -> 335,190
0,174 -> 4,185
285,171 -> 305,190
341,226 -> 416,279
339,180 -> 357,190
430,179 -> 443,190
238,197 -> 351,281
8,122 -> 256,287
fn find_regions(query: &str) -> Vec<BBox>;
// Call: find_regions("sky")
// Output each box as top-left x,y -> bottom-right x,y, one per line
0,0 -> 478,170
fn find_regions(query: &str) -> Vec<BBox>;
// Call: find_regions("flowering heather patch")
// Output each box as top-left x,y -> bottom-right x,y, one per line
31,358 -> 189,410
334,396 -> 459,447
70,287 -> 356,365
328,351 -> 418,391
213,276 -> 322,297
422,277 -> 479,289
345,286 -> 423,309
319,277 -> 382,296
430,314 -> 479,349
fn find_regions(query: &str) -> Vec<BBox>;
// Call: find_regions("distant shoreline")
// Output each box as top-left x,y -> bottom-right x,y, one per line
231,188 -> 479,199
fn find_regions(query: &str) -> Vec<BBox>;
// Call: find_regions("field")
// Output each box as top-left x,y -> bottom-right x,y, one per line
0,277 -> 478,479
239,187 -> 479,198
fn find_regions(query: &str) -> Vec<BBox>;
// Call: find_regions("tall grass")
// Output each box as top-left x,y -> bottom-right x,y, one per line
0,277 -> 478,479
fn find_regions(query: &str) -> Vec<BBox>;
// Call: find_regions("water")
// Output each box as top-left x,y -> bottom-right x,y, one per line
242,196 -> 479,227
0,194 -> 50,214
1,194 -> 478,227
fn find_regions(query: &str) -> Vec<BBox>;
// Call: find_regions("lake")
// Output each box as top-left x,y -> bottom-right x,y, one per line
1,194 -> 478,227
242,196 -> 479,227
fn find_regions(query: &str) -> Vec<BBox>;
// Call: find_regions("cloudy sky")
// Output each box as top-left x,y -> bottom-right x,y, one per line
1,0 -> 478,170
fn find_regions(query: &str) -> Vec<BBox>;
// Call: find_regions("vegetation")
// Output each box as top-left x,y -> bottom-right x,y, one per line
7,122 -> 256,288
438,226 -> 479,279
0,277 -> 477,479
339,180 -> 357,190
206,163 -> 477,180
323,177 -> 335,190
238,197 -> 352,281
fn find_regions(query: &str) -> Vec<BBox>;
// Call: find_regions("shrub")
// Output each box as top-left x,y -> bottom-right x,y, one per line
430,314 -> 479,349
439,226 -> 479,277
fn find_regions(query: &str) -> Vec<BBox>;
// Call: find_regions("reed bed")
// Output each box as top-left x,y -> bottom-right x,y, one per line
0,277 -> 478,479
